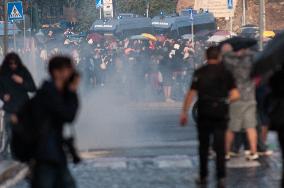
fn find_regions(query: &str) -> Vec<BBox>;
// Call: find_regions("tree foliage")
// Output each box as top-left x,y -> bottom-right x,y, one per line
32,0 -> 177,31
116,0 -> 177,17
77,0 -> 99,31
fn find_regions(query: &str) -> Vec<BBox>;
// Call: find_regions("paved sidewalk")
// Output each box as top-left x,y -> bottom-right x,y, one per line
0,161 -> 27,188
12,152 -> 283,188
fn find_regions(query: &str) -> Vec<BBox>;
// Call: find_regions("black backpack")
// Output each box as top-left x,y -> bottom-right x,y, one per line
11,97 -> 38,163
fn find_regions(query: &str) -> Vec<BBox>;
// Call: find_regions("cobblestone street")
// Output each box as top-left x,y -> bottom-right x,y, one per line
13,109 -> 283,188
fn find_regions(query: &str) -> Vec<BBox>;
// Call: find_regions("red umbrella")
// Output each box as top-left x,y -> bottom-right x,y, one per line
87,33 -> 104,43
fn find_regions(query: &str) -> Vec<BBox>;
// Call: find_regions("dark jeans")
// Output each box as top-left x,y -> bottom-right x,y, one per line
31,163 -> 76,188
197,122 -> 226,179
278,131 -> 284,188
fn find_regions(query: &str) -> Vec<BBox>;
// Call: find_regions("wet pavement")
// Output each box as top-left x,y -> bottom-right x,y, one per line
13,107 -> 282,188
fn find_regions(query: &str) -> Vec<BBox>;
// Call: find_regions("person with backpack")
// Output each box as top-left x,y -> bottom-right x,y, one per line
180,46 -> 240,187
0,53 -> 36,159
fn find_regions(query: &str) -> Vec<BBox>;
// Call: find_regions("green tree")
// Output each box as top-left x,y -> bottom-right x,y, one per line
116,0 -> 177,17
63,0 -> 80,8
116,0 -> 147,16
149,0 -> 177,16
77,0 -> 99,31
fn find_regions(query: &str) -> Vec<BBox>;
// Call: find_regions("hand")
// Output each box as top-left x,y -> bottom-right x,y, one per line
12,74 -> 24,84
3,94 -> 10,102
69,76 -> 80,92
180,112 -> 188,127
11,114 -> 18,124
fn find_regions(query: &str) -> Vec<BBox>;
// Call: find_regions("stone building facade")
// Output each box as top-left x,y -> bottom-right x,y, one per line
177,0 -> 284,31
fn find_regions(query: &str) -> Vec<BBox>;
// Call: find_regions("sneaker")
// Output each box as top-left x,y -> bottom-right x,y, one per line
217,178 -> 226,188
246,153 -> 259,161
195,177 -> 207,185
244,150 -> 251,156
225,154 -> 231,160
229,151 -> 239,157
258,150 -> 273,156
165,98 -> 175,103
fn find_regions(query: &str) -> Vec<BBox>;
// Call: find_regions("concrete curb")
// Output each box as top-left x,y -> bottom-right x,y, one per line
128,102 -> 182,110
0,162 -> 28,188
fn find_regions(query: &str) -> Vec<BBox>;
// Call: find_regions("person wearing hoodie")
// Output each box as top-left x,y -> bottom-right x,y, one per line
31,56 -> 80,188
0,53 -> 36,159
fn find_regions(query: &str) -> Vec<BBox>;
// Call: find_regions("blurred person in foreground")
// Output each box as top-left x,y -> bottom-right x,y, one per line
269,65 -> 284,188
31,56 -> 80,188
180,46 -> 240,187
0,53 -> 36,159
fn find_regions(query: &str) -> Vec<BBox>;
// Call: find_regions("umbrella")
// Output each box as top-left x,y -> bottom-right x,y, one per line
252,32 -> 284,76
263,31 -> 275,38
142,33 -> 157,41
87,33 -> 104,43
220,37 -> 257,52
207,35 -> 228,43
130,35 -> 147,40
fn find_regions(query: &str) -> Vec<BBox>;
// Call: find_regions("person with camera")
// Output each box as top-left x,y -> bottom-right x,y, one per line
31,56 -> 80,188
180,46 -> 240,187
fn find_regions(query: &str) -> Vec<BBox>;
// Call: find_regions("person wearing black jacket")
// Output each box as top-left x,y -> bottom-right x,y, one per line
269,66 -> 284,188
180,46 -> 240,187
0,53 -> 36,158
31,56 -> 80,188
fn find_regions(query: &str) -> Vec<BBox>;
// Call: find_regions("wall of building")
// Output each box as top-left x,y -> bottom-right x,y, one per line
178,0 -> 284,32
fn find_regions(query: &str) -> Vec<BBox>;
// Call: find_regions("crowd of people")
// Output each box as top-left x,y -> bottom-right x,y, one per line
33,31 -> 207,102
1,27 -> 284,188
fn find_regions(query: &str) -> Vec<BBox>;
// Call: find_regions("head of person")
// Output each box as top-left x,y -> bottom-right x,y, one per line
48,56 -> 74,88
206,46 -> 221,64
0,52 -> 24,73
220,43 -> 233,54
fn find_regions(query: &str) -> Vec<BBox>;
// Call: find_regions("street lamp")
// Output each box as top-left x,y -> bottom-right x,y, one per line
189,9 -> 194,48
242,0 -> 246,26
259,0 -> 265,50
3,0 -> 8,55
145,0 -> 149,18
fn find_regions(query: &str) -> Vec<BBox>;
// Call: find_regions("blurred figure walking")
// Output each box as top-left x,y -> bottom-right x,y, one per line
31,56 -> 80,188
269,66 -> 284,188
0,53 -> 36,159
180,46 -> 239,187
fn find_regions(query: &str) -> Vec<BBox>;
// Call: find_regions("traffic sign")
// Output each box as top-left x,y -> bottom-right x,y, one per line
96,0 -> 103,8
188,8 -> 193,20
227,0 -> 233,9
7,1 -> 24,21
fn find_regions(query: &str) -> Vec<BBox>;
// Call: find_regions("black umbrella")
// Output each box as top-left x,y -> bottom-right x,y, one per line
252,32 -> 284,77
220,36 -> 257,52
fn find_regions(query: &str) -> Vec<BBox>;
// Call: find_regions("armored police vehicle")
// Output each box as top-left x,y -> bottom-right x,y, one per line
151,9 -> 216,38
90,13 -> 153,38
